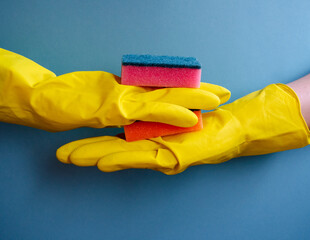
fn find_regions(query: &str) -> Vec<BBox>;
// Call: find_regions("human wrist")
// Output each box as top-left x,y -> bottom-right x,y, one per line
286,74 -> 310,128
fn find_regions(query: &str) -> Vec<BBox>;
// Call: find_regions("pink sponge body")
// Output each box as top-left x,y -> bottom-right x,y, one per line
121,65 -> 201,88
124,110 -> 203,142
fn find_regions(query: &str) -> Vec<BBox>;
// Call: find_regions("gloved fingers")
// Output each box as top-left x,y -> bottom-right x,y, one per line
56,136 -> 117,164
97,148 -> 177,174
68,138 -> 160,166
56,136 -> 161,166
199,82 -> 231,104
131,87 -> 221,110
123,101 -> 199,127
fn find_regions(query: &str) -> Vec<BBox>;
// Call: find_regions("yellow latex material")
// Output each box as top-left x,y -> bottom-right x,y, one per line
0,48 -> 230,131
57,83 -> 310,175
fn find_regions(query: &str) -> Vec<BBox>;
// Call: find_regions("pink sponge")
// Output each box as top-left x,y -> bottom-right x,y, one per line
121,54 -> 201,88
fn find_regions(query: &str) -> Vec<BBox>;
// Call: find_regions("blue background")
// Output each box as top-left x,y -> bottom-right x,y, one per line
1,0 -> 310,239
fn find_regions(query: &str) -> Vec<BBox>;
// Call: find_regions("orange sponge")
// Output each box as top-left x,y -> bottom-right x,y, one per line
124,110 -> 203,142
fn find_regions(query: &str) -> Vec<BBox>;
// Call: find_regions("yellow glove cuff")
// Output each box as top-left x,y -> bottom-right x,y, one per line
230,83 -> 310,157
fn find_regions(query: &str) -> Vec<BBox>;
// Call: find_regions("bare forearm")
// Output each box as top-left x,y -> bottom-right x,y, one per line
287,73 -> 310,127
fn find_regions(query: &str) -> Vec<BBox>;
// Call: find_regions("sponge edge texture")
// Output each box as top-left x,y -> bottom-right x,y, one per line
124,110 -> 203,142
122,54 -> 201,68
121,54 -> 201,88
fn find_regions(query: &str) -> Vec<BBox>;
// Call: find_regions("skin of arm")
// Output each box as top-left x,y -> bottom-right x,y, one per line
287,73 -> 310,128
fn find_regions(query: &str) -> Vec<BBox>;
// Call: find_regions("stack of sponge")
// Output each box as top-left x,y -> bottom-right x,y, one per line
121,54 -> 203,142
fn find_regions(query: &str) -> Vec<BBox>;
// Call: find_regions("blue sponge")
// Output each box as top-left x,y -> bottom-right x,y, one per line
122,54 -> 201,69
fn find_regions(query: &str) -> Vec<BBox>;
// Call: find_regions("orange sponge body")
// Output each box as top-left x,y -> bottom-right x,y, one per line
124,110 -> 203,142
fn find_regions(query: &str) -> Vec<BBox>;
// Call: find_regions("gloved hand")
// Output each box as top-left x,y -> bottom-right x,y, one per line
0,48 -> 230,131
57,83 -> 310,175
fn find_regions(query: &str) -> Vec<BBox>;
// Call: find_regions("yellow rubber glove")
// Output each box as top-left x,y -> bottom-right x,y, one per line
0,48 -> 230,131
57,83 -> 310,175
